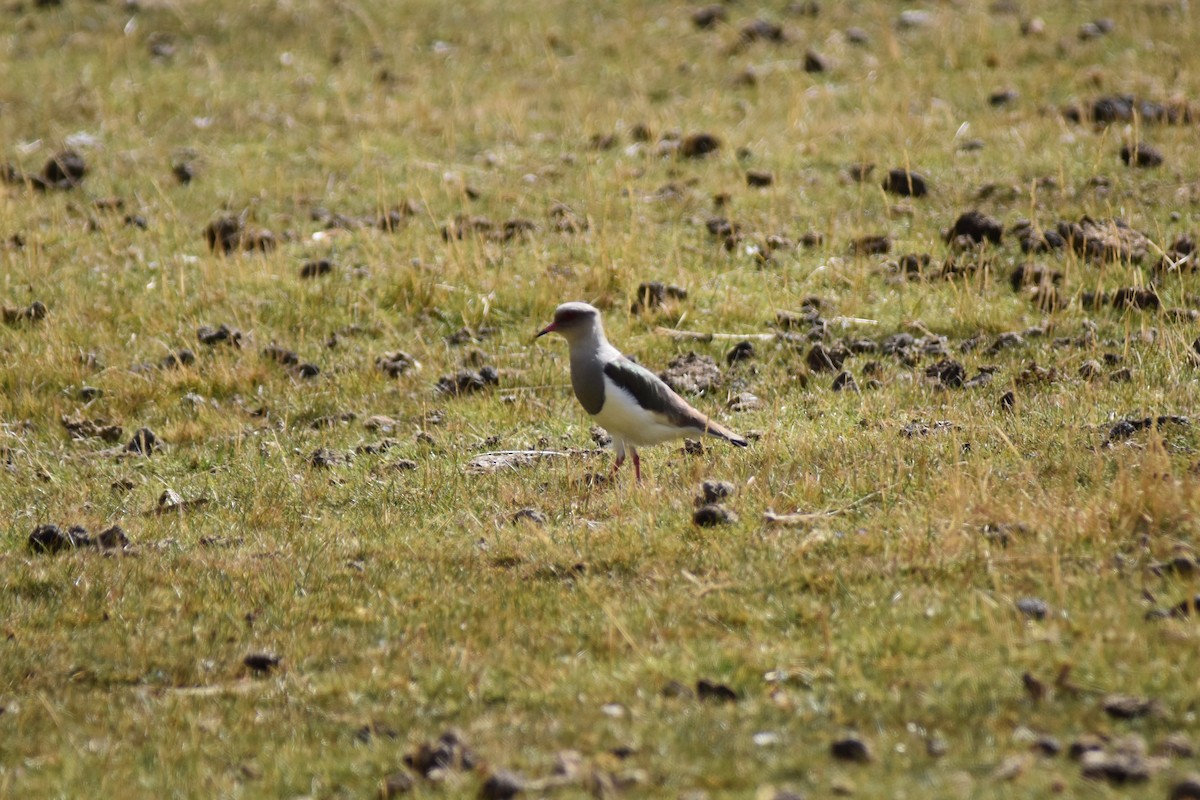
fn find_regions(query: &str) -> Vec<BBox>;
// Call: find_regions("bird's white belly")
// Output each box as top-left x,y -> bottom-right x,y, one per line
594,383 -> 687,446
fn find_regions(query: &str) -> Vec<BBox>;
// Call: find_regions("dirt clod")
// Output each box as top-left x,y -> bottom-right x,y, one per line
404,731 -> 478,778
698,479 -> 735,504
1102,694 -> 1159,720
437,368 -> 499,396
831,735 -> 872,763
726,341 -> 755,364
882,168 -> 928,197
1120,142 -> 1164,168
243,653 -> 281,675
381,771 -> 414,797
126,427 -> 161,455
661,352 -> 722,394
300,259 -> 333,278
1170,776 -> 1200,800
680,132 -> 722,159
478,770 -> 524,800
947,210 -> 1002,245
197,324 -> 242,347
693,504 -> 738,527
377,351 -> 418,378
28,523 -> 89,553
746,170 -> 774,187
631,281 -> 687,313
831,371 -> 858,392
806,343 -> 846,372
696,678 -> 739,702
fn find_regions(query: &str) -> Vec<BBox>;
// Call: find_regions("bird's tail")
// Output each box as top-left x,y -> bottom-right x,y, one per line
704,420 -> 749,447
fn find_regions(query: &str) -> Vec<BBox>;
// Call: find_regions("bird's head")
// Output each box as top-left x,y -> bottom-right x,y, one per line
535,301 -> 602,343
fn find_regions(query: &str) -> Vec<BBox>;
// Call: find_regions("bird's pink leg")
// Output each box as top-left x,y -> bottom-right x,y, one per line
612,451 -> 625,475
632,449 -> 642,482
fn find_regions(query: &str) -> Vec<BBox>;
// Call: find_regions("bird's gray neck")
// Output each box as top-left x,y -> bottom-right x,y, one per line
567,326 -> 612,415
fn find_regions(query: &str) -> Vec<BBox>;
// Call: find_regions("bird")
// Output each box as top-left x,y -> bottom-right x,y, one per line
536,301 -> 748,481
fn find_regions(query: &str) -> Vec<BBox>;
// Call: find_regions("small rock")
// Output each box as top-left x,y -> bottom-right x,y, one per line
1079,360 -> 1103,380
694,504 -> 738,527
882,168 -> 928,197
479,770 -> 524,800
696,678 -> 739,702
1015,597 -> 1048,620
830,735 -> 872,763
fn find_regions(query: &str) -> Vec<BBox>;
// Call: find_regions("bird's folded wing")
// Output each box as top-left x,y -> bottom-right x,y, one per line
603,358 -> 713,432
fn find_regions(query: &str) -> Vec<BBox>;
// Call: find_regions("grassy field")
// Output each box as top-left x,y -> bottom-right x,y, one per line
2,0 -> 1199,797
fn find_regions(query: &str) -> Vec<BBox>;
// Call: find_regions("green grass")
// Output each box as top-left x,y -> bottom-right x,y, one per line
2,1 -> 1200,797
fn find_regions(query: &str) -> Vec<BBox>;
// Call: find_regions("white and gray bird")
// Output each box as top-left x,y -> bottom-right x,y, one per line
536,301 -> 748,481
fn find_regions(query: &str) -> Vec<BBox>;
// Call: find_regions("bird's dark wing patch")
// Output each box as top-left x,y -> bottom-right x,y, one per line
604,358 -> 698,428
